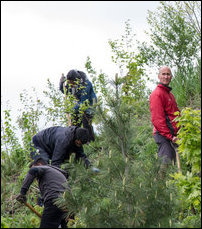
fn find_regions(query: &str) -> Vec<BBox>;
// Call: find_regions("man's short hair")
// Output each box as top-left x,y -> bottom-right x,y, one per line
75,127 -> 89,144
29,157 -> 47,168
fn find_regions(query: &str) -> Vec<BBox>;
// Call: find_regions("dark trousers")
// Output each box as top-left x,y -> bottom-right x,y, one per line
154,132 -> 176,164
40,200 -> 67,228
82,113 -> 95,142
72,112 -> 95,142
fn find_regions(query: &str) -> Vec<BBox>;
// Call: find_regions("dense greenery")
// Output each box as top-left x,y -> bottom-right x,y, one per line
1,1 -> 201,228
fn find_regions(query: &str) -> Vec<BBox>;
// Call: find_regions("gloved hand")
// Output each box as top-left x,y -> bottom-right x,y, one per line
16,194 -> 27,203
91,167 -> 100,173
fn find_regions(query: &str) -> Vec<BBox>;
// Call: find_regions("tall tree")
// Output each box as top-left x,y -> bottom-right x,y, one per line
138,1 -> 201,69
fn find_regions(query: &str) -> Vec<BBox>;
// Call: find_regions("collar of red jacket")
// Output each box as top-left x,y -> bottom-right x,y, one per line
158,83 -> 172,92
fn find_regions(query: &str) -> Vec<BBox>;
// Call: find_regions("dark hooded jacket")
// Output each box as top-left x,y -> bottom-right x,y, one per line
33,126 -> 90,168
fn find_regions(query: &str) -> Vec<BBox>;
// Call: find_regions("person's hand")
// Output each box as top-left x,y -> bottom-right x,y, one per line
16,194 -> 27,203
60,74 -> 65,84
172,136 -> 178,143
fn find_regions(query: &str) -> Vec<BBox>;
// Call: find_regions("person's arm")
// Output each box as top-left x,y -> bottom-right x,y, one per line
75,147 -> 100,172
16,167 -> 45,202
59,74 -> 70,95
21,167 -> 45,194
74,146 -> 91,168
59,74 -> 66,93
150,93 -> 173,140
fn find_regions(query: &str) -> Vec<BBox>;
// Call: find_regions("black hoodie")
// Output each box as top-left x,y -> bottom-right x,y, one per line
34,126 -> 89,167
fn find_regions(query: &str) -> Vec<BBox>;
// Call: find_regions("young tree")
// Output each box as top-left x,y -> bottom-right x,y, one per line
138,1 -> 200,69
137,1 -> 201,108
170,108 -> 201,228
55,21 -> 178,228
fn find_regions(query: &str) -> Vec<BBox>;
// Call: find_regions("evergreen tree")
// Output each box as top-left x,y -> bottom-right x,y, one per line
55,71 -> 178,228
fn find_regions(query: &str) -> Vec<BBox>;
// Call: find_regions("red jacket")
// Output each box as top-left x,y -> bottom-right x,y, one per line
149,84 -> 180,141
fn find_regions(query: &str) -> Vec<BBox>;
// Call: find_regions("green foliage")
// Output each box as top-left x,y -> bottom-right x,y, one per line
1,208 -> 42,228
108,19 -> 148,106
56,18 -> 201,228
1,216 -> 10,228
56,150 -> 178,228
1,89 -> 46,228
1,108 -> 25,177
85,56 -> 97,75
108,20 -> 137,72
170,59 -> 201,108
1,6 -> 201,228
138,1 -> 201,109
175,214 -> 201,228
56,35 -> 179,227
176,108 -> 201,173
174,1 -> 201,42
170,108 -> 201,227
17,88 -> 44,151
43,77 -> 95,127
138,1 -> 200,69
43,78 -> 68,125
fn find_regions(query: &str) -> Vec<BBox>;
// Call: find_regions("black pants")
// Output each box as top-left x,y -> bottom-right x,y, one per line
82,113 -> 95,142
40,200 -> 67,228
72,112 -> 95,142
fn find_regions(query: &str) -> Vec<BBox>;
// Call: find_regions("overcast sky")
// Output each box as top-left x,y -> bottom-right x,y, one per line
1,1 -> 160,119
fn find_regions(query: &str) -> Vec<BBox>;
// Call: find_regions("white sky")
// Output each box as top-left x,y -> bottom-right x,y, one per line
1,1 -> 159,119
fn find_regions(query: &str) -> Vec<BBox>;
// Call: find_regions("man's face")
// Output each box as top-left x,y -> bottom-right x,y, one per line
74,139 -> 82,147
158,67 -> 172,86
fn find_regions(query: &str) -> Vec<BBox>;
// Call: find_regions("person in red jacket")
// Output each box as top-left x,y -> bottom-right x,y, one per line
150,66 -> 180,177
